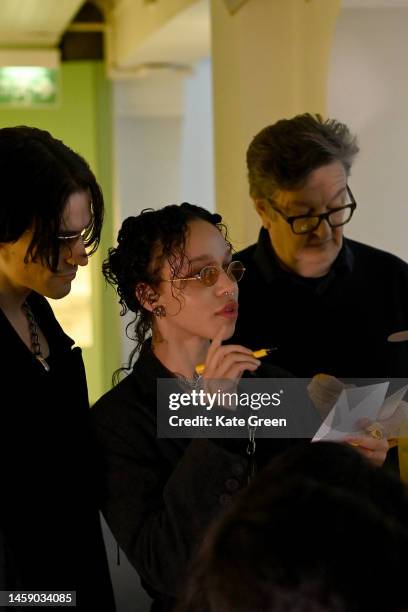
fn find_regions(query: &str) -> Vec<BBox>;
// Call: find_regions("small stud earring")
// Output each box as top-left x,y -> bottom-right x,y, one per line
152,305 -> 166,318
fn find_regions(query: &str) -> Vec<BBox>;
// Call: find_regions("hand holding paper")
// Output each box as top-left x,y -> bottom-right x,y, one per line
311,382 -> 408,466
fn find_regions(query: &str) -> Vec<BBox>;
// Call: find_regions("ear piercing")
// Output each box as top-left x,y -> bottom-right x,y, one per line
146,292 -> 165,316
152,305 -> 166,318
147,292 -> 159,306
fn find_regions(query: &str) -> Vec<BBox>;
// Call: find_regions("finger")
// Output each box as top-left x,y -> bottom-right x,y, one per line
357,447 -> 387,467
205,325 -> 233,370
203,327 -> 229,375
307,374 -> 345,407
214,363 -> 259,385
345,436 -> 389,452
204,341 -> 253,376
216,358 -> 261,380
312,373 -> 344,392
307,386 -> 336,405
213,344 -> 254,357
204,352 -> 260,380
343,438 -> 388,467
206,325 -> 227,357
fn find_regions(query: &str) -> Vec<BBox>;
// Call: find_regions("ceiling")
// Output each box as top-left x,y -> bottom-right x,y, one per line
343,0 -> 408,7
0,0 -> 88,46
112,0 -> 210,70
0,0 -> 407,62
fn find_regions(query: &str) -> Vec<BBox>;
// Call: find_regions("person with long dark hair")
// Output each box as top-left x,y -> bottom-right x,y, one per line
0,126 -> 115,610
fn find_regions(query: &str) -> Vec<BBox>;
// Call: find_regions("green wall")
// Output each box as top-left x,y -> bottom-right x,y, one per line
0,61 -> 120,403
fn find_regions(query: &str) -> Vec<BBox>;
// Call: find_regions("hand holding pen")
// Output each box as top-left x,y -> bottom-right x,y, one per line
196,325 -> 276,376
198,326 -> 260,380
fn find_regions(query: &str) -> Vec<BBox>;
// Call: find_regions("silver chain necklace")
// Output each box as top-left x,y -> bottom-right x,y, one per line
174,371 -> 202,391
22,302 -> 50,372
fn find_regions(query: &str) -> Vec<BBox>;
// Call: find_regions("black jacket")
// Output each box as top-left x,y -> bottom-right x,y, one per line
232,231 -> 408,378
92,341 -> 296,612
0,293 -> 115,611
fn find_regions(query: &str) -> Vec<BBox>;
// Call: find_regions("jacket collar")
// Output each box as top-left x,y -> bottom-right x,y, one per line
131,338 -> 175,396
253,228 -> 354,293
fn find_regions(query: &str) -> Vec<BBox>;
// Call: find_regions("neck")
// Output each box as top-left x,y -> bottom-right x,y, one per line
272,248 -> 331,278
281,257 -> 330,278
0,286 -> 31,318
0,287 -> 33,351
152,334 -> 209,379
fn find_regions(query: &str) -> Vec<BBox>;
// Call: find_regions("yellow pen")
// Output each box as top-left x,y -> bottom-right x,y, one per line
195,348 -> 276,375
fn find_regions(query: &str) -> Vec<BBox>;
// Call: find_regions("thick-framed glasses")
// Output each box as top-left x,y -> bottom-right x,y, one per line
57,227 -> 90,247
164,260 -> 246,287
267,186 -> 357,235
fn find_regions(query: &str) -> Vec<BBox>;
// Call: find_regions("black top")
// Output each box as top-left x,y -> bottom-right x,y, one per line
92,341 -> 296,612
0,293 -> 115,611
232,229 -> 408,378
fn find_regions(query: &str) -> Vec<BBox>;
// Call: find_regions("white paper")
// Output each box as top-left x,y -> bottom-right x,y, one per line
312,382 -> 408,442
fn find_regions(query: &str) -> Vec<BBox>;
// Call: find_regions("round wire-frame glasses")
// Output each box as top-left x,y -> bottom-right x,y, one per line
163,260 -> 246,287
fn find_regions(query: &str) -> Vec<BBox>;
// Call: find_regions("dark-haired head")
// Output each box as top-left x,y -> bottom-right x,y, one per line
178,442 -> 408,612
247,114 -> 360,279
0,126 -> 104,270
103,203 -> 231,373
247,113 -> 359,199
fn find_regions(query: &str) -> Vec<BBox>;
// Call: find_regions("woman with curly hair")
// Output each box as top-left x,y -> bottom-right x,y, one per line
92,203 -> 288,610
91,203 -> 387,612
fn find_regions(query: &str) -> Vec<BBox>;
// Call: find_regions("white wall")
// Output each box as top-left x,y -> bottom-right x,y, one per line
115,114 -> 182,217
328,7 -> 408,261
180,57 -> 214,211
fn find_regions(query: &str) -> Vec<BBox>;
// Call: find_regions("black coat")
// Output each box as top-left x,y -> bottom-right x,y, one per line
0,293 -> 115,611
92,341 -> 296,612
232,231 -> 408,378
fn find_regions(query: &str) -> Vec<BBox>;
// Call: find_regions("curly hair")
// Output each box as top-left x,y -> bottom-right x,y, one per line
103,203 -> 228,377
247,113 -> 360,199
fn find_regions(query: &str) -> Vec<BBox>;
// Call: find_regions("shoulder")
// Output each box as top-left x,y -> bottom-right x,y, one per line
92,340 -> 169,423
234,242 -> 258,267
346,238 -> 408,272
92,371 -> 140,416
91,369 -> 160,455
91,366 -> 155,433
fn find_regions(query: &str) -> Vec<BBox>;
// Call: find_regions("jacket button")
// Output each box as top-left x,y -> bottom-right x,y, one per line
225,478 -> 239,492
219,494 -> 232,506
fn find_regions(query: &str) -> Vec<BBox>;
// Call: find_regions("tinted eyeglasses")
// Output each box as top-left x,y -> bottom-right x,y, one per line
267,186 -> 357,235
57,226 -> 91,247
164,260 -> 246,287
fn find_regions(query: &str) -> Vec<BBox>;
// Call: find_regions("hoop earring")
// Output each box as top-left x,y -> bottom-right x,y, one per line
152,305 -> 166,318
